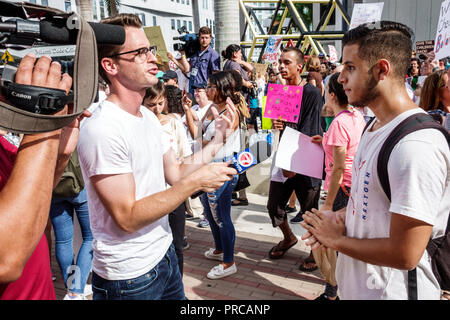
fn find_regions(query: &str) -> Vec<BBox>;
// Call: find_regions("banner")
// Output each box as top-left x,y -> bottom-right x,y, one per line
350,2 -> 384,30
261,96 -> 272,130
263,84 -> 303,123
262,36 -> 283,64
435,0 -> 450,61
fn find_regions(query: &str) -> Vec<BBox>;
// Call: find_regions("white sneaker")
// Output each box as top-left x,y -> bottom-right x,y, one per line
204,248 -> 223,261
63,293 -> 85,300
84,284 -> 93,296
207,263 -> 237,280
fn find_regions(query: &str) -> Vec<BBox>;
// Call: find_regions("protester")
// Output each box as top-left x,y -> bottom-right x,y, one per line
419,70 -> 450,130
78,14 -> 238,300
143,82 -> 192,275
0,54 -> 89,300
162,70 -> 179,87
301,21 -> 450,300
305,55 -> 325,97
201,71 -> 240,279
266,47 -> 323,274
50,174 -> 93,300
310,72 -> 366,300
168,26 -> 220,95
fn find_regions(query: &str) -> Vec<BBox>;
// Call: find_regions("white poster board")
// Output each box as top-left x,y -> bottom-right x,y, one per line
262,36 -> 283,64
434,0 -> 450,61
275,127 -> 324,179
328,45 -> 338,63
350,3 -> 384,30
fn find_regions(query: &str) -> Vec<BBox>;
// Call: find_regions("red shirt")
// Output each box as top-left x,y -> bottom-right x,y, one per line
0,136 -> 55,300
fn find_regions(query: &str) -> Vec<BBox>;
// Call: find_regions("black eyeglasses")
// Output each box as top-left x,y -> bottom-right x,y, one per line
108,46 -> 157,63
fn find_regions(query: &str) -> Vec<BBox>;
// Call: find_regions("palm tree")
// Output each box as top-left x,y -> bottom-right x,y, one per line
214,0 -> 240,58
75,0 -> 93,21
105,0 -> 120,16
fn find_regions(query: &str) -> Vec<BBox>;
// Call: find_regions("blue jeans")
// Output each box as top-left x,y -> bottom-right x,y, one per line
49,188 -> 93,294
200,174 -> 238,263
92,244 -> 186,300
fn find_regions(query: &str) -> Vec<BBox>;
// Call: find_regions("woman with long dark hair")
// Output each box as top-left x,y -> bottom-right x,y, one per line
201,71 -> 240,279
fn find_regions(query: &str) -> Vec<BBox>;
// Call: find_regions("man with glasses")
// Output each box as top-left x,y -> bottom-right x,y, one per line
78,14 -> 238,300
168,26 -> 220,95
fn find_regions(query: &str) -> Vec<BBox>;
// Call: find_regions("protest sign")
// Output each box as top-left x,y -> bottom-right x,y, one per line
275,127 -> 324,179
261,96 -> 272,130
350,2 -> 384,30
263,84 -> 303,123
252,63 -> 269,76
328,45 -> 338,63
416,40 -> 435,54
143,26 -> 169,63
262,36 -> 283,64
434,0 -> 450,61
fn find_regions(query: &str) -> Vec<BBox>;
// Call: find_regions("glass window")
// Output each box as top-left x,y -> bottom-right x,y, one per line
176,0 -> 180,3
181,0 -> 185,4
153,16 -> 157,26
41,0 -> 48,6
171,19 -> 175,30
139,14 -> 146,26
187,0 -> 190,4
99,0 -> 105,19
177,20 -> 181,29
28,0 -> 36,3
64,0 -> 71,12
92,1 -> 98,20
183,20 -> 187,28
189,21 -> 192,32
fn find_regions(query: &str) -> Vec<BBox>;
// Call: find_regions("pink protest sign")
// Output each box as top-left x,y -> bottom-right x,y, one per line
263,83 -> 303,123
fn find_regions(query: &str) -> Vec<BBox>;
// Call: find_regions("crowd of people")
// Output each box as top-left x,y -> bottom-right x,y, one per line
0,13 -> 448,301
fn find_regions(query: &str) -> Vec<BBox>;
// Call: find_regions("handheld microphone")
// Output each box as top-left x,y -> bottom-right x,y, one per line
0,18 -> 125,45
191,139 -> 273,199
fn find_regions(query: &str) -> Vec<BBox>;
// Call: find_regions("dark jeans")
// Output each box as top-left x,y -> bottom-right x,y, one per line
92,244 -> 185,300
267,175 -> 321,228
168,202 -> 186,276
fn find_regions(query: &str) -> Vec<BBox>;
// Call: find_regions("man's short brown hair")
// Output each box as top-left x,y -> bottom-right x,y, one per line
281,47 -> 305,65
98,14 -> 143,84
342,21 -> 413,81
198,26 -> 212,36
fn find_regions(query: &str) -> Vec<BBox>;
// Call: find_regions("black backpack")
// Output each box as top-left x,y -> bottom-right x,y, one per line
364,113 -> 450,299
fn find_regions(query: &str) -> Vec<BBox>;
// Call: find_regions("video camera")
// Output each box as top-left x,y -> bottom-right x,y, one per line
173,26 -> 200,58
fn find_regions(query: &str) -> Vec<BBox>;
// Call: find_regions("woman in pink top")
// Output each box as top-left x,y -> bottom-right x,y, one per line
311,72 -> 366,300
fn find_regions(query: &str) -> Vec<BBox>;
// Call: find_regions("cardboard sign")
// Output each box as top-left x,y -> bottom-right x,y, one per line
275,127 -> 324,179
435,0 -> 450,61
350,2 -> 384,30
262,36 -> 283,64
252,63 -> 269,76
143,26 -> 169,63
416,40 -> 435,54
263,84 -> 303,123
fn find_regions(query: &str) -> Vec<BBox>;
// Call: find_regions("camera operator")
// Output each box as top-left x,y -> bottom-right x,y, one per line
0,53 -> 90,299
168,26 -> 220,95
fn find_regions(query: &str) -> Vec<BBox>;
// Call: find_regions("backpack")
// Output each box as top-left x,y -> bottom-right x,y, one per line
364,113 -> 450,299
52,149 -> 85,198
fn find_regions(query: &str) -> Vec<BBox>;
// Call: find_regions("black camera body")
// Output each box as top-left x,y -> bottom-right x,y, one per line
172,26 -> 200,58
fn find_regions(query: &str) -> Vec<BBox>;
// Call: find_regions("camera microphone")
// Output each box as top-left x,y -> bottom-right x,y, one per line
0,18 -> 125,45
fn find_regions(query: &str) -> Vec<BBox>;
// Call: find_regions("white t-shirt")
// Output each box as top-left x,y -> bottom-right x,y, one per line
78,100 -> 172,281
161,117 -> 192,160
336,108 -> 450,300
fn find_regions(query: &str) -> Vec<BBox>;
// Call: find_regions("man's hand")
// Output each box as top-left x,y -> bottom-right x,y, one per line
190,162 -> 237,193
300,208 -> 346,250
311,135 -> 323,145
272,118 -> 285,131
282,169 -> 296,179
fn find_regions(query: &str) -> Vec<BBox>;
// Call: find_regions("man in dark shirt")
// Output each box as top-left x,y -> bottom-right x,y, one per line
169,26 -> 220,95
266,47 -> 323,271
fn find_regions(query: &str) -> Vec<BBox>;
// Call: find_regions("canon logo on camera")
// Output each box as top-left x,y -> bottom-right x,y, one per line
11,91 -> 32,100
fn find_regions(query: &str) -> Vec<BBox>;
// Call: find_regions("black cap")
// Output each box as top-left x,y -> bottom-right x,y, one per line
162,70 -> 178,81
192,81 -> 207,89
